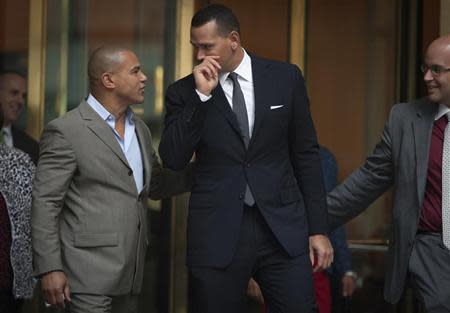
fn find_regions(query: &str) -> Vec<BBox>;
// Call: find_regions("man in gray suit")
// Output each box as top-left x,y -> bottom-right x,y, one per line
32,46 -> 192,313
328,34 -> 450,312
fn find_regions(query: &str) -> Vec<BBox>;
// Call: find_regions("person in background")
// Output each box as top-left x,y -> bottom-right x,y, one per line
0,108 -> 36,313
0,70 -> 39,164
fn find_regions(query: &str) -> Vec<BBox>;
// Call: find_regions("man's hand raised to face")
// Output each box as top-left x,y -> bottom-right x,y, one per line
193,56 -> 221,96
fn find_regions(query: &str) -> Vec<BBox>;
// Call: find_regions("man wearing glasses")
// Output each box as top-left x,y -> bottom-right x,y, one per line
327,34 -> 450,312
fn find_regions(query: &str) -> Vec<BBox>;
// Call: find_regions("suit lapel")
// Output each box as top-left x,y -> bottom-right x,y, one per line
135,119 -> 151,195
250,57 -> 271,149
79,101 -> 131,169
413,99 -> 438,206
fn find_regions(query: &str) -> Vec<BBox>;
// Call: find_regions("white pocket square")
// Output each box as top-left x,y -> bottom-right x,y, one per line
270,105 -> 284,110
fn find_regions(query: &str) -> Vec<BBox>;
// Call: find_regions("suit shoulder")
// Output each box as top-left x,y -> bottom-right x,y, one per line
168,74 -> 195,91
390,97 -> 431,118
42,107 -> 83,142
252,55 -> 302,74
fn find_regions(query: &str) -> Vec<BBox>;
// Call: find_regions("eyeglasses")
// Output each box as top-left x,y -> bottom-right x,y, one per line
421,64 -> 450,76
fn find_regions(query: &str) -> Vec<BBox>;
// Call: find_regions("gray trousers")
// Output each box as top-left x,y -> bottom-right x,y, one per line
409,233 -> 450,313
65,293 -> 139,313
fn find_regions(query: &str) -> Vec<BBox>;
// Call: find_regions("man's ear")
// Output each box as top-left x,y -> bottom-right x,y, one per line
101,72 -> 115,89
229,31 -> 240,50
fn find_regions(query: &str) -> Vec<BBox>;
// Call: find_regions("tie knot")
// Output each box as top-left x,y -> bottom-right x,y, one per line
228,72 -> 238,82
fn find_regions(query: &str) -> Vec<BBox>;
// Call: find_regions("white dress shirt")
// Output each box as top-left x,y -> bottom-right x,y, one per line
435,103 -> 450,121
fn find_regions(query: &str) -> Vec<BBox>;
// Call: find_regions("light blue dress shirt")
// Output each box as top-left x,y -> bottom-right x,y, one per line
87,94 -> 144,193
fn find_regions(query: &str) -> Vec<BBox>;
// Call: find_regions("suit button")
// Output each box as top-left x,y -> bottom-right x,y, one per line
245,162 -> 250,168
239,192 -> 244,199
128,170 -> 133,176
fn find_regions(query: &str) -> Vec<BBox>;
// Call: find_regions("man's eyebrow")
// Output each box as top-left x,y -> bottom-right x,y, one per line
129,65 -> 141,72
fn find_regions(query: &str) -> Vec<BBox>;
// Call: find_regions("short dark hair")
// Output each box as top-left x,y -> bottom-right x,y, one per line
191,4 -> 240,36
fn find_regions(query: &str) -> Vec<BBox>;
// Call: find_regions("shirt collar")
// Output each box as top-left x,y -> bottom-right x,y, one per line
86,93 -> 135,124
219,48 -> 253,85
435,103 -> 450,121
2,125 -> 12,137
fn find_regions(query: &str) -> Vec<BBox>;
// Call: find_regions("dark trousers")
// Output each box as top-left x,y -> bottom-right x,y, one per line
0,289 -> 23,313
189,205 -> 315,313
409,232 -> 450,313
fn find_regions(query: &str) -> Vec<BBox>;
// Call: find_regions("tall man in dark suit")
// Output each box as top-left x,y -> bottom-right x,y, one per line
327,34 -> 450,312
0,71 -> 39,164
159,4 -> 333,313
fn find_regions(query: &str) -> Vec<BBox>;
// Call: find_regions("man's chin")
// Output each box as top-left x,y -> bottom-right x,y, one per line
427,92 -> 441,103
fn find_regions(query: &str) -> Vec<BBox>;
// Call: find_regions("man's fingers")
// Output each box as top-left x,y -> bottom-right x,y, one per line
56,291 -> 66,308
313,248 -> 333,272
309,247 -> 315,268
313,252 -> 324,272
64,284 -> 71,302
201,56 -> 222,70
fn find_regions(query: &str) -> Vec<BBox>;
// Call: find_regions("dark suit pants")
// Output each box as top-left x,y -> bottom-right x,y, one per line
409,232 -> 450,313
189,205 -> 315,313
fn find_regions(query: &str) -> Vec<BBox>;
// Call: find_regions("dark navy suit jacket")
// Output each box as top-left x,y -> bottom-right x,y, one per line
160,55 -> 327,267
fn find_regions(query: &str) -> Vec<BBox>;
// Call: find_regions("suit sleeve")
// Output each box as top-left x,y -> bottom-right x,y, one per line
289,66 -> 328,235
159,80 -> 210,170
327,112 -> 394,230
148,145 -> 195,200
31,122 -> 76,276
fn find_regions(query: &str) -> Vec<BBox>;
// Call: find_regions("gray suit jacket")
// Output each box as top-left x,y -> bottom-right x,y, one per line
327,97 -> 438,303
32,101 -> 192,295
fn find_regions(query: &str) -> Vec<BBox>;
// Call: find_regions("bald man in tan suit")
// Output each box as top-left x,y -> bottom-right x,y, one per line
32,46 -> 193,313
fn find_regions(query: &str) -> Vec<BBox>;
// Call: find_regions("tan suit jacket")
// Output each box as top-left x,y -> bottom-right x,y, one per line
32,101 -> 191,295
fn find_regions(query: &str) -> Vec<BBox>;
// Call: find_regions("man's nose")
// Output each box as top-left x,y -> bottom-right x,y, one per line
423,69 -> 434,82
196,49 -> 205,61
140,72 -> 148,82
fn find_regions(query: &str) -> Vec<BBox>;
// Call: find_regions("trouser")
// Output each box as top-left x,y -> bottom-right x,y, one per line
65,293 -> 139,313
408,232 -> 450,313
189,204 -> 315,313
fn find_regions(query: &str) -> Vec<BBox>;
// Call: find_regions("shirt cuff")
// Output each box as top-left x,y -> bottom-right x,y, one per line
195,89 -> 212,102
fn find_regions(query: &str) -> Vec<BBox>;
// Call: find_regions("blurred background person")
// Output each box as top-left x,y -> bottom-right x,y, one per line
0,108 -> 36,312
0,70 -> 39,164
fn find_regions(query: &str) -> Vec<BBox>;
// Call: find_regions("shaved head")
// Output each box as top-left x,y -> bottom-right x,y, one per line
423,34 -> 450,106
88,46 -> 129,91
428,34 -> 450,52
